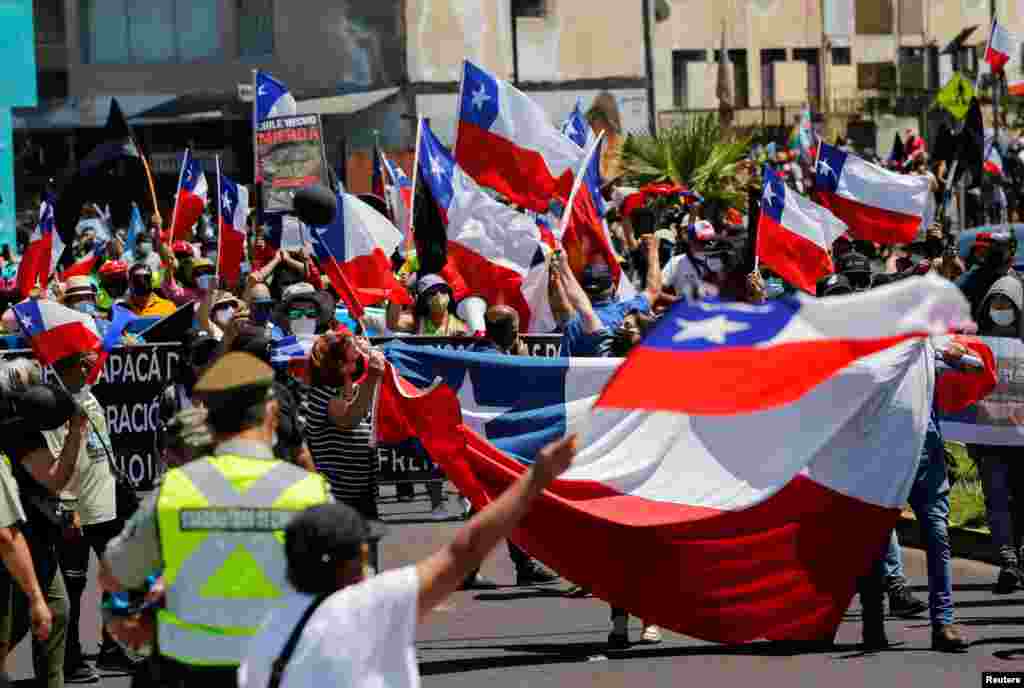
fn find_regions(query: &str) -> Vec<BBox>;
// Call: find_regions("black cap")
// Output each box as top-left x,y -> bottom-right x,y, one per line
285,504 -> 388,581
836,251 -> 872,275
817,273 -> 853,297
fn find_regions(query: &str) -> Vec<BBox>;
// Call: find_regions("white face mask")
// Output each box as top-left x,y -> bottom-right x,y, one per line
213,306 -> 235,328
990,307 -> 1016,327
290,317 -> 317,336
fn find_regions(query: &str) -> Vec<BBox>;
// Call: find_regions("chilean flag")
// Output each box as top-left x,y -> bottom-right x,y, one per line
88,304 -> 137,384
60,239 -> 108,280
455,60 -> 584,213
560,133 -> 633,299
14,299 -> 101,367
171,150 -> 208,240
814,142 -> 930,245
311,192 -> 413,320
561,98 -> 594,149
217,173 -> 249,287
371,144 -> 386,202
255,70 -> 297,122
381,152 -> 413,248
417,119 -> 557,333
757,165 -> 848,294
270,334 -> 316,383
985,140 -> 1004,176
985,17 -> 1015,73
376,276 -> 973,644
16,196 -> 63,299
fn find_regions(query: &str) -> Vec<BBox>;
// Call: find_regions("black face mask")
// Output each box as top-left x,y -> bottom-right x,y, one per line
130,273 -> 152,297
924,237 -> 944,259
103,280 -> 128,298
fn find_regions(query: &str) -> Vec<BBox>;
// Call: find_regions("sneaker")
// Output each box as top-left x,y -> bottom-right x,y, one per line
931,624 -> 969,652
64,663 -> 100,684
458,574 -> 500,590
516,562 -> 561,586
640,625 -> 662,644
429,505 -> 449,521
888,587 -> 928,618
96,644 -> 143,673
994,565 -> 1022,595
607,631 -> 630,650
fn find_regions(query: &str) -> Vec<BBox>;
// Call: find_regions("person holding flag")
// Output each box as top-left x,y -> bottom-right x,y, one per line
216,164 -> 250,290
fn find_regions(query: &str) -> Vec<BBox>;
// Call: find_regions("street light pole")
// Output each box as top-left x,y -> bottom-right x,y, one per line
510,2 -> 520,86
641,0 -> 657,134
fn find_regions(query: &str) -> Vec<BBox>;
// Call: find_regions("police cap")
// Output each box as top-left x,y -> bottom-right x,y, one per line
194,352 -> 275,426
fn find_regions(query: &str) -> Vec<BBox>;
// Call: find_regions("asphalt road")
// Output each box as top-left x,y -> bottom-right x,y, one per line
7,487 -> 1024,687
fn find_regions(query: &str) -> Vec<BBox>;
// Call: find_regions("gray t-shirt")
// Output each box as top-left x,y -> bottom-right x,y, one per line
0,458 -> 25,529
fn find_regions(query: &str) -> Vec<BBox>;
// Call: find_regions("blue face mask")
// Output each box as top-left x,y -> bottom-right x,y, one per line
766,278 -> 785,299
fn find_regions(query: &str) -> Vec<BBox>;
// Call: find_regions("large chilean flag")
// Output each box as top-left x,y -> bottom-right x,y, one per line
16,196 -> 63,299
417,120 -> 557,333
455,60 -> 584,213
217,172 -> 249,287
171,150 -> 208,240
757,165 -> 848,294
814,141 -> 930,245
376,275 -> 973,644
14,299 -> 101,366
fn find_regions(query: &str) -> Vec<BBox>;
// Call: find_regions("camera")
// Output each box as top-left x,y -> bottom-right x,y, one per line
0,359 -> 76,432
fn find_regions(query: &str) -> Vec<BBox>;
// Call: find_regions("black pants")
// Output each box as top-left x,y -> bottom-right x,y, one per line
58,517 -> 123,667
130,655 -> 236,688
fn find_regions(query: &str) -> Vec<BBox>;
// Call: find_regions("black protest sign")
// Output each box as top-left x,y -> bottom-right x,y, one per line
256,114 -> 329,214
2,343 -> 181,492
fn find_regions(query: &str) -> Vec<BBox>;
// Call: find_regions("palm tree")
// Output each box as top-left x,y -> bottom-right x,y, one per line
621,114 -> 751,224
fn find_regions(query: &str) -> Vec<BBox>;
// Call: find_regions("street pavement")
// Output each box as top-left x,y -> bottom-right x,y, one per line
7,486 -> 1024,687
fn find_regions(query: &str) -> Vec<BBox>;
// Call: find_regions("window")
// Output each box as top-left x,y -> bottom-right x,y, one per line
899,0 -> 924,34
237,0 -> 274,58
34,0 -> 65,45
831,47 -> 851,65
793,48 -> 821,109
855,0 -> 892,35
857,62 -> 896,90
512,0 -> 547,18
713,49 -> 749,108
81,0 -> 221,64
672,49 -> 706,108
899,46 -> 925,91
760,48 -> 787,107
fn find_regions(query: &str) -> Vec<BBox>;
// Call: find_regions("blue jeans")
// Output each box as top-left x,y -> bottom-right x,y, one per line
907,430 -> 953,628
881,530 -> 905,587
974,451 -> 1017,562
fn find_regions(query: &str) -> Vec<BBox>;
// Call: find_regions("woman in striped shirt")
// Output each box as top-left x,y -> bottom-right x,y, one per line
304,330 -> 386,519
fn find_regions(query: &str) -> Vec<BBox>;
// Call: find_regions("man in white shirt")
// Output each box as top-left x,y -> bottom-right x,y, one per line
237,434 -> 577,688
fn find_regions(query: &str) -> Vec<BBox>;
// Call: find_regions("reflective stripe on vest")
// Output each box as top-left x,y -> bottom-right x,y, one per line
156,454 -> 329,666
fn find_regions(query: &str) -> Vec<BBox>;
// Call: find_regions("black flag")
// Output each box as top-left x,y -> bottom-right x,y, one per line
954,97 -> 985,187
932,122 -> 956,169
888,132 -> 905,165
411,162 -> 448,276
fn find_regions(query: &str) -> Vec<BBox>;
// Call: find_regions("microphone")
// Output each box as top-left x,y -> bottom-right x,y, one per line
292,185 -> 337,227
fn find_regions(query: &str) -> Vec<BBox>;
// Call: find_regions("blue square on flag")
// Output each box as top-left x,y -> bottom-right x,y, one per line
641,300 -> 798,352
814,143 -> 846,194
460,61 -> 499,130
760,165 -> 787,224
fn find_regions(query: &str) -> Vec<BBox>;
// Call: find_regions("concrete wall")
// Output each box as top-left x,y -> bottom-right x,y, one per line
405,0 -> 646,84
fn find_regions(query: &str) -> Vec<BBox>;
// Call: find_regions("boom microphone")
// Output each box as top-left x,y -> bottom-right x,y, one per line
292,185 -> 337,227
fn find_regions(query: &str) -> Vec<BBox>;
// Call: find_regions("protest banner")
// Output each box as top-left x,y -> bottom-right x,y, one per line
370,334 -> 562,358
939,335 -> 1024,446
256,114 -> 329,214
0,343 -> 181,492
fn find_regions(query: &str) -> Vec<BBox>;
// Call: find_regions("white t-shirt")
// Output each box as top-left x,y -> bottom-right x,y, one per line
42,391 -> 116,526
662,254 -> 704,302
238,565 -> 420,688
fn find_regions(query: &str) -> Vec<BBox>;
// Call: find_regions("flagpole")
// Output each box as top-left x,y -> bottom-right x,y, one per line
253,69 -> 262,237
215,155 -> 222,285
168,148 -> 188,244
139,145 -> 163,232
406,118 -> 424,256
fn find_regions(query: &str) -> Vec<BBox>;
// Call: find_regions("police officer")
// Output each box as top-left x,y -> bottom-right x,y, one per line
101,353 -> 332,687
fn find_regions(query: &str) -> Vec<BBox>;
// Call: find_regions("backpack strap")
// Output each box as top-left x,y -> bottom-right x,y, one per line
267,593 -> 329,688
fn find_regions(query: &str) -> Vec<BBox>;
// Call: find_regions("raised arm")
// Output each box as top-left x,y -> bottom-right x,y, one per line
642,234 -> 662,304
415,434 -> 576,621
553,252 -> 604,334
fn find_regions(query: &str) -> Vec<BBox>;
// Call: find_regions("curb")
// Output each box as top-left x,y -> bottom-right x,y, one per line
896,512 -> 997,566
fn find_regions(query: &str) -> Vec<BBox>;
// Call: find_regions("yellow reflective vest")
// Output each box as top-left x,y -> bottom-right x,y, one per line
155,454 -> 330,667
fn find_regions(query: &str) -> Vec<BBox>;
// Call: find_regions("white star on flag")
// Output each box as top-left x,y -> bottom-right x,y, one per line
457,373 -> 513,439
471,83 -> 491,111
18,314 -> 33,333
429,153 -> 446,183
565,121 -> 579,138
221,191 -> 232,215
672,315 -> 751,345
817,159 -> 835,179
761,184 -> 777,207
257,85 -> 267,96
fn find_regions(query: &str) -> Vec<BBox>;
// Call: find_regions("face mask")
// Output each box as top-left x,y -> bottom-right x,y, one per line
213,306 -> 235,328
290,317 -> 317,336
137,243 -> 152,257
766,278 -> 785,299
72,302 -> 97,316
990,307 -> 1016,327
429,293 -> 450,315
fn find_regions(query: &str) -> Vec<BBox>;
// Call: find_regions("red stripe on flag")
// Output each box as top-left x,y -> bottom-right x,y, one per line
756,215 -> 834,295
172,191 -> 205,240
29,322 -> 101,367
342,249 -> 412,307
456,121 -> 574,213
446,241 -> 531,330
61,255 -> 100,280
562,178 -> 622,288
321,256 -> 366,320
816,191 -> 921,245
218,222 -> 246,287
598,335 -> 920,415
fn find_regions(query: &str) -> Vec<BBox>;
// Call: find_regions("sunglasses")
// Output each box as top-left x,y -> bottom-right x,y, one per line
288,307 -> 319,320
